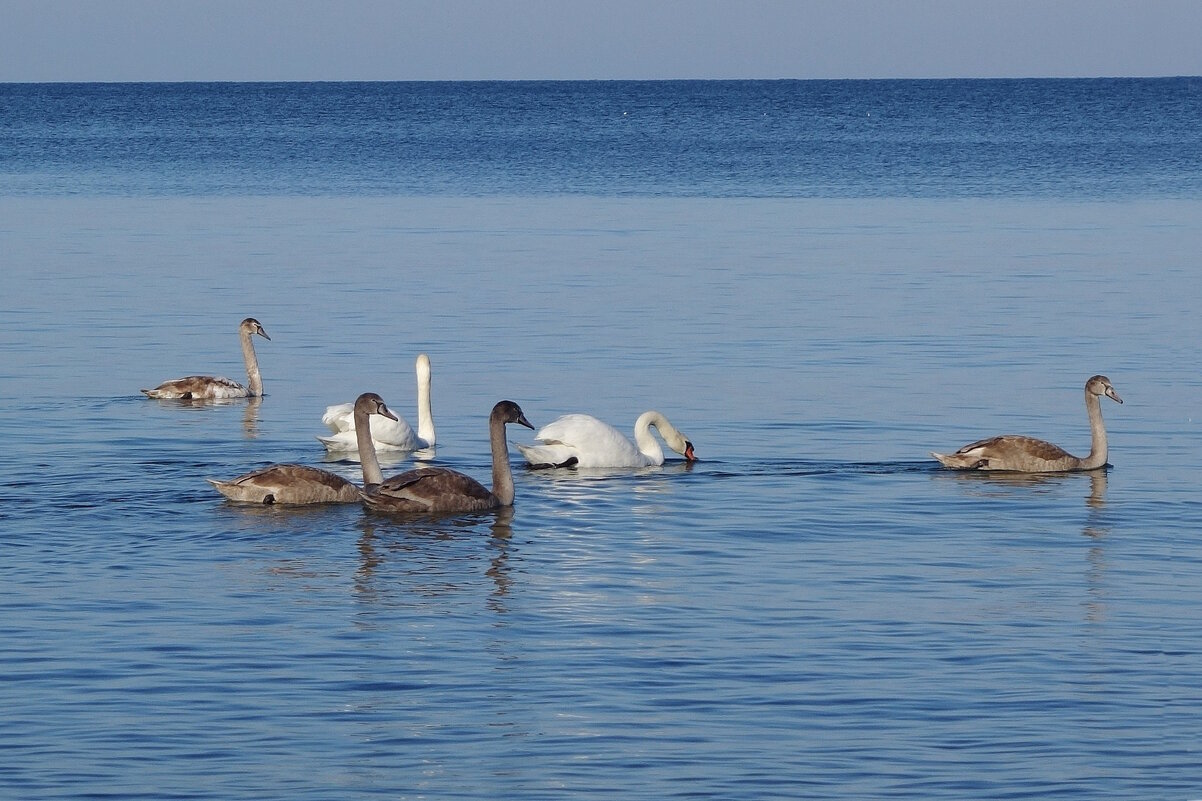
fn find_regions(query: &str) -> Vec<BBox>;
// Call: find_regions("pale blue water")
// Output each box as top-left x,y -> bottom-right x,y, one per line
2,80 -> 1202,800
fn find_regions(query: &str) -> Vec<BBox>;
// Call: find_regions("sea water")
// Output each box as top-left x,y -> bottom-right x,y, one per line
2,79 -> 1201,799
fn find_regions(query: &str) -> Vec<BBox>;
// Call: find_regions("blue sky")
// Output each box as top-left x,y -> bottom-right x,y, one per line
2,0 -> 1200,82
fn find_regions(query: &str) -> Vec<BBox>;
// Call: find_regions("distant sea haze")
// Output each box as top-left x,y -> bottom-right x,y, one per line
2,78 -> 1201,198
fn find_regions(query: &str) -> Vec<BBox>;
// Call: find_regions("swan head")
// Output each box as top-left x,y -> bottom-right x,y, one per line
640,410 -> 698,461
240,317 -> 271,341
355,392 -> 399,421
662,425 -> 697,461
1086,375 -> 1122,404
492,400 -> 535,430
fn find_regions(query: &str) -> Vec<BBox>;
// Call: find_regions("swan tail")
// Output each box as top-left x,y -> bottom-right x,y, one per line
321,403 -> 354,433
527,456 -> 579,470
930,450 -> 987,470
207,478 -> 275,504
142,386 -> 186,399
316,435 -> 345,450
515,441 -> 578,469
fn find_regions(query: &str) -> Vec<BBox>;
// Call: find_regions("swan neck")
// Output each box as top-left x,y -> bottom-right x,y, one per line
633,411 -> 667,465
489,412 -> 515,506
415,357 -> 435,445
241,327 -> 263,397
355,406 -> 384,487
1081,389 -> 1108,469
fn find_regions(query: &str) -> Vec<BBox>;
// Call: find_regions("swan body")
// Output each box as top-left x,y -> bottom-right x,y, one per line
516,411 -> 696,469
931,375 -> 1123,473
319,354 -> 435,452
362,400 -> 533,514
142,318 -> 270,399
208,393 -> 396,504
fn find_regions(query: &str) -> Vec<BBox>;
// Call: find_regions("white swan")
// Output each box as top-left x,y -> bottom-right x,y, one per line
142,317 -> 270,400
361,400 -> 534,514
207,393 -> 397,504
516,411 -> 696,469
931,375 -> 1123,472
318,353 -> 435,452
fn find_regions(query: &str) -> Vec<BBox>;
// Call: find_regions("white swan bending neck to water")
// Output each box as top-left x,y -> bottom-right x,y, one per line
141,317 -> 270,400
516,410 -> 696,469
931,375 -> 1123,473
319,353 -> 435,452
361,400 -> 534,514
207,392 -> 397,504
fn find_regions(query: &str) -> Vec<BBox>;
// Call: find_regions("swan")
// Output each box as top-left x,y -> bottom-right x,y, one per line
318,353 -> 435,452
931,375 -> 1123,472
516,411 -> 696,469
207,393 -> 398,504
141,317 -> 270,400
361,400 -> 534,514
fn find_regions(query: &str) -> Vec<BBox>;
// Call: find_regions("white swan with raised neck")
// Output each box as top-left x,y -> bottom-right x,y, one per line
319,353 -> 435,452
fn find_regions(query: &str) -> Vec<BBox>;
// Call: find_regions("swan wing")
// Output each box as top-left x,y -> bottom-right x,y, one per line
515,441 -> 579,468
531,414 -> 646,468
319,404 -> 419,451
321,402 -> 355,432
143,375 -> 248,399
934,435 -> 1075,471
364,467 -> 493,513
207,464 -> 357,504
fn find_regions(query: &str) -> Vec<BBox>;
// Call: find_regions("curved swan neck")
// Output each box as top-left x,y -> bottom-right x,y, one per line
355,406 -> 384,487
241,327 -> 263,397
1081,389 -> 1108,470
489,410 -> 515,506
632,411 -> 668,464
415,354 -> 435,445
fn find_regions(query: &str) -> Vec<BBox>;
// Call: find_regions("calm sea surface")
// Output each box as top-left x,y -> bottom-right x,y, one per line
2,79 -> 1202,799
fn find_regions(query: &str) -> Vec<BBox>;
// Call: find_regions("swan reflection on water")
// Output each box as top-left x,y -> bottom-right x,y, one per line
523,458 -> 696,481
353,507 -> 515,607
242,395 -> 261,438
935,467 -> 1112,621
518,459 -> 695,522
1074,470 -> 1110,623
932,465 -> 1109,506
143,394 -> 263,438
209,496 -> 354,532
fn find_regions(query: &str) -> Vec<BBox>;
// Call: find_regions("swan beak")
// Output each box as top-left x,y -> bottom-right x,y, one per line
517,413 -> 535,431
379,403 -> 400,422
257,328 -> 271,340
1107,387 -> 1123,404
683,442 -> 697,461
